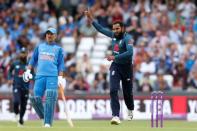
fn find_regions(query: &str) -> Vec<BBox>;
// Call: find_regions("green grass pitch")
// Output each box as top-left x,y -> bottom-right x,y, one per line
0,120 -> 196,131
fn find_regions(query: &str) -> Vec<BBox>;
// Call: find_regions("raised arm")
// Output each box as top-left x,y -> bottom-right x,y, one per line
84,9 -> 113,38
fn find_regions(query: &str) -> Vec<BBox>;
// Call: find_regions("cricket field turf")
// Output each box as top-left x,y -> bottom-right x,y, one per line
0,120 -> 196,131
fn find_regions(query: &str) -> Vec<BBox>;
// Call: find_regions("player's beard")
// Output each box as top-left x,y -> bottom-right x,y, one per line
20,57 -> 27,63
114,32 -> 124,40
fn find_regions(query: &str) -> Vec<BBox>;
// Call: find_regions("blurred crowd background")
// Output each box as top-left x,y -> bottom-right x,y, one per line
0,0 -> 197,94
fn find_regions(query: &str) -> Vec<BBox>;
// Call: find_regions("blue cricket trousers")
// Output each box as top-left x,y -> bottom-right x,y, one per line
109,62 -> 134,117
34,75 -> 58,97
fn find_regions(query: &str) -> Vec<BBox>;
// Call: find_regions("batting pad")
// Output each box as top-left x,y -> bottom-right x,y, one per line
30,96 -> 44,119
44,89 -> 57,125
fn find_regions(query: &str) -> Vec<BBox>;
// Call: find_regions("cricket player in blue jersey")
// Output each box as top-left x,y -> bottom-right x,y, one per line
23,27 -> 65,127
85,9 -> 134,125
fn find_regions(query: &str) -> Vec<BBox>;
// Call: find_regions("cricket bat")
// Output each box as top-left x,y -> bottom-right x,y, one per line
59,84 -> 74,127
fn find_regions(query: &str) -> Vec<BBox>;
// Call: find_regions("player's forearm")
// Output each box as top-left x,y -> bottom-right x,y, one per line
58,62 -> 65,76
116,53 -> 132,59
7,71 -> 12,80
7,65 -> 13,80
27,65 -> 33,70
29,46 -> 38,67
29,55 -> 38,67
115,51 -> 132,60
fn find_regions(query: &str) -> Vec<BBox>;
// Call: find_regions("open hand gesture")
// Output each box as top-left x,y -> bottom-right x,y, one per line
84,8 -> 93,22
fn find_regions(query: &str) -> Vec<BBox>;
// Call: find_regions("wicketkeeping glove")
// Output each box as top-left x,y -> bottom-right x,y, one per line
23,69 -> 33,82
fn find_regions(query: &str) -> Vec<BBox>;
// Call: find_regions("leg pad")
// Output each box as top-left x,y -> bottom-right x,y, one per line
44,89 -> 57,125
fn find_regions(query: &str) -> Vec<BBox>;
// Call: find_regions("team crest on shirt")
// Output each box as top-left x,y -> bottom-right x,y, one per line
113,44 -> 120,54
114,44 -> 119,52
18,69 -> 24,77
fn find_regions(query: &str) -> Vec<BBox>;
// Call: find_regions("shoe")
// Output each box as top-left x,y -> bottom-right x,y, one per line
13,114 -> 19,122
44,124 -> 51,128
127,110 -> 133,120
111,116 -> 121,125
17,119 -> 24,127
19,119 -> 24,125
17,123 -> 24,127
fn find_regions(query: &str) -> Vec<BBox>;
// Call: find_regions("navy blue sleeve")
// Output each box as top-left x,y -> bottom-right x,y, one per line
29,46 -> 39,67
7,63 -> 15,80
92,21 -> 113,38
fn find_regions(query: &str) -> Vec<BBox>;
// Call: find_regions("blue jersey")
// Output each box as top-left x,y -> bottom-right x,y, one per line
29,42 -> 65,76
92,21 -> 133,64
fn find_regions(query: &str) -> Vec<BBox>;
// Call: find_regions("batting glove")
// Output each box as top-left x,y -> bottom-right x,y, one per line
58,76 -> 66,89
23,69 -> 33,82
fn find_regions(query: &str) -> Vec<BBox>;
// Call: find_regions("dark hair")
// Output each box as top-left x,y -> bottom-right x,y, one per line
112,21 -> 125,27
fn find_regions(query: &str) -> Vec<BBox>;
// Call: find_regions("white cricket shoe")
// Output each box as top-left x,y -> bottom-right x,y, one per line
44,124 -> 51,128
127,110 -> 133,120
111,116 -> 121,125
17,122 -> 24,127
13,114 -> 19,122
